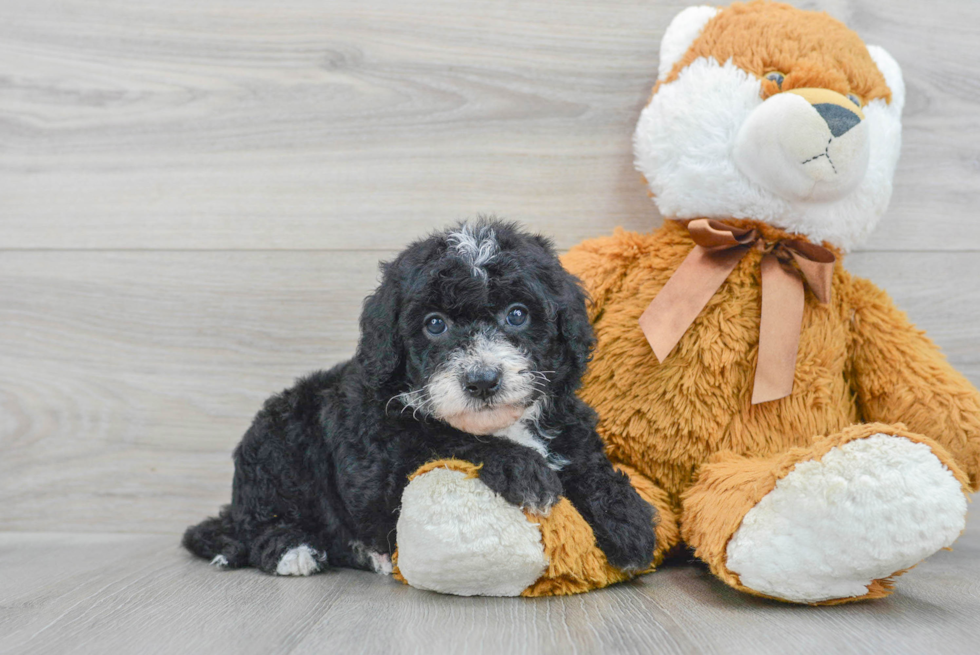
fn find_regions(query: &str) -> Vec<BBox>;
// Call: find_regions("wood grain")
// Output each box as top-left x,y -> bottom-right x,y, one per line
1,524 -> 978,654
0,1 -> 979,650
0,0 -> 979,251
0,251 -> 373,533
1,250 -> 977,533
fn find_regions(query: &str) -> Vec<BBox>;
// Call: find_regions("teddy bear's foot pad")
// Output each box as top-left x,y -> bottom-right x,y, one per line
396,467 -> 548,596
725,434 -> 967,603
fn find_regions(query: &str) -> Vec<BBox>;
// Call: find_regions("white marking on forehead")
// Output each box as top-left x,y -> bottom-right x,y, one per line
447,224 -> 498,279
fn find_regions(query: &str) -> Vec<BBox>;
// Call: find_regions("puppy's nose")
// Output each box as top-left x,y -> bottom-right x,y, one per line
463,367 -> 502,399
813,103 -> 861,138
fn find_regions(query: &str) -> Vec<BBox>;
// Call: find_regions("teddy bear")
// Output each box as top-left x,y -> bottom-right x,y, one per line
391,0 -> 980,604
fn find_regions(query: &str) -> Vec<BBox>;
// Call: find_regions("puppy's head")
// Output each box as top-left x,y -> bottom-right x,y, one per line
355,218 -> 593,435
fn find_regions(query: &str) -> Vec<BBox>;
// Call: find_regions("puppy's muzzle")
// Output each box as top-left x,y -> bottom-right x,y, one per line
423,331 -> 535,435
463,366 -> 502,400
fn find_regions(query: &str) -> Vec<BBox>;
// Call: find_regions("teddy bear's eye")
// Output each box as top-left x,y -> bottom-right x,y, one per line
765,71 -> 785,88
847,93 -> 862,108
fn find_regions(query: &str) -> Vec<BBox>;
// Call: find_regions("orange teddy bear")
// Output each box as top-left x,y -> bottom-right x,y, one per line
393,1 -> 980,604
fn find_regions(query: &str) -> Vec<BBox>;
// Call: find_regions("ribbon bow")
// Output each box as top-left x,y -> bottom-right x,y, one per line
638,219 -> 836,404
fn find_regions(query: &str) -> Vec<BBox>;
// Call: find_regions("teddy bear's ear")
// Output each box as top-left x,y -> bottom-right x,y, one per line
867,45 -> 905,115
657,6 -> 720,81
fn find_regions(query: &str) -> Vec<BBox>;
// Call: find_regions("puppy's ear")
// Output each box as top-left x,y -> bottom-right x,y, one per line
555,269 -> 596,382
355,261 -> 405,389
529,233 -> 596,384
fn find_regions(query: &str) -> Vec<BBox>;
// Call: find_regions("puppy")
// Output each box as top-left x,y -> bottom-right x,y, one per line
183,219 -> 657,577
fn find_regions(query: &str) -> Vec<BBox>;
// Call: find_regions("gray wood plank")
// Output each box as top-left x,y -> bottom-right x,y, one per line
1,524 -> 978,655
1,0 -> 978,651
0,0 -> 978,252
0,250 -> 978,533
0,532 -> 364,655
0,251 -> 375,533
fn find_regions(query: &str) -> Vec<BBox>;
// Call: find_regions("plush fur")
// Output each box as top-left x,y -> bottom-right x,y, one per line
394,459 -> 680,597
557,1 -> 980,604
392,1 -> 980,603
724,433 -> 967,603
635,2 -> 904,251
182,219 -> 656,576
395,464 -> 550,596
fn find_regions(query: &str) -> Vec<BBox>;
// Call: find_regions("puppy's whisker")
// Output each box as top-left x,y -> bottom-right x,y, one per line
387,389 -> 431,419
407,394 -> 437,422
523,370 -> 555,384
384,396 -> 399,416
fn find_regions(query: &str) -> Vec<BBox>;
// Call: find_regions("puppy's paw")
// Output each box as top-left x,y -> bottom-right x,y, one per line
369,552 -> 393,575
591,500 -> 658,572
600,522 -> 657,572
275,545 -> 327,576
351,541 -> 394,575
480,452 -> 563,514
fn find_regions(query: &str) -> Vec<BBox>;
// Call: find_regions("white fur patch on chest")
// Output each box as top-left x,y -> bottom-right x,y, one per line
495,421 -> 550,458
493,404 -> 567,470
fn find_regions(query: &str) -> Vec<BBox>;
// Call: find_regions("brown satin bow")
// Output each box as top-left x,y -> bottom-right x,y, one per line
638,219 -> 836,404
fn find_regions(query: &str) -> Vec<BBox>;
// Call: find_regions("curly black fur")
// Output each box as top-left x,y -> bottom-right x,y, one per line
183,218 -> 657,576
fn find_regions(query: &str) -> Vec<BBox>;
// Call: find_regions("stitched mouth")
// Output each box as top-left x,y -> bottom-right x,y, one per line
800,137 -> 837,174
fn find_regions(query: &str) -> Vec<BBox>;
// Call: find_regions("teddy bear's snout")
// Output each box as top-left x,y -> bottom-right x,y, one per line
786,88 -> 865,131
733,87 -> 870,204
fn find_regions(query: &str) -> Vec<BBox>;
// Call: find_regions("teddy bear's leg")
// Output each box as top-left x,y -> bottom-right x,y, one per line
681,423 -> 970,605
393,459 -> 679,597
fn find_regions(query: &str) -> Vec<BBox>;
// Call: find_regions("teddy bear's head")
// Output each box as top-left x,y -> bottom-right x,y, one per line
634,1 -> 905,250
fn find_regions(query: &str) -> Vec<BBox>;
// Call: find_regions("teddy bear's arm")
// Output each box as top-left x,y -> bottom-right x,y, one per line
846,274 -> 980,489
561,231 -> 642,322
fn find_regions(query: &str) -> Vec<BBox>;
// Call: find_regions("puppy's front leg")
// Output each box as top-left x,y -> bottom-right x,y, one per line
331,438 -> 405,570
444,440 -> 563,514
559,448 -> 658,571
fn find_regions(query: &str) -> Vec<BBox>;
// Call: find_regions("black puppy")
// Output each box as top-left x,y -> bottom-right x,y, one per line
183,219 -> 656,577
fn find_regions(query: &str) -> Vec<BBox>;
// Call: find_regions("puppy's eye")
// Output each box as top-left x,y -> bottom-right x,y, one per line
424,313 -> 448,336
505,304 -> 529,328
765,71 -> 785,88
847,93 -> 862,108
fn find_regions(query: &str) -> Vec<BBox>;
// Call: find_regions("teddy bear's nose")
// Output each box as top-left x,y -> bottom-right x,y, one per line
813,103 -> 861,138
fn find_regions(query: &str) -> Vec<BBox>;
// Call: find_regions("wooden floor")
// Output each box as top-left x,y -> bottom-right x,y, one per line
2,523 -> 979,655
2,1 -> 980,653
